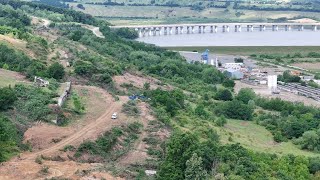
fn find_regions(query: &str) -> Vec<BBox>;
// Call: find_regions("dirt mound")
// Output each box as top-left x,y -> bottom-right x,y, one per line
24,123 -> 74,151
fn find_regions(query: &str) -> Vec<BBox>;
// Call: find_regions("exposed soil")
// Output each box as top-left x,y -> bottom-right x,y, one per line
113,72 -> 173,92
117,102 -> 153,166
0,85 -> 128,179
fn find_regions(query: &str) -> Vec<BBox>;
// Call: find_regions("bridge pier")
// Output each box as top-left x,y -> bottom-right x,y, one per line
214,26 -> 218,33
198,26 -> 202,33
175,27 -> 179,34
186,26 -> 190,34
235,25 -> 242,32
313,25 -> 317,31
259,25 -> 266,31
222,25 -> 230,32
272,25 -> 279,31
137,28 -> 142,37
298,25 -> 304,31
285,25 -> 291,31
180,26 -> 184,34
191,26 -> 195,33
210,26 -> 213,33
169,27 -> 173,35
163,27 -> 168,35
152,28 -> 156,36
247,25 -> 254,32
158,27 -> 162,35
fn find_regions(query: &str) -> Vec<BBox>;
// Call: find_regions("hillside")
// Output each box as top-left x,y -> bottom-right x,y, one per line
0,0 -> 320,179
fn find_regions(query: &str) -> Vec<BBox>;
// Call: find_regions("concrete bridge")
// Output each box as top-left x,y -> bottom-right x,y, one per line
111,23 -> 320,37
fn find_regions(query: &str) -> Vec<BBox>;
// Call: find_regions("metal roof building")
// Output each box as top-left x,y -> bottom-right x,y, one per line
224,68 -> 244,79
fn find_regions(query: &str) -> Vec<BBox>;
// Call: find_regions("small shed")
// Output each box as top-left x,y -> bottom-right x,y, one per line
224,68 -> 244,79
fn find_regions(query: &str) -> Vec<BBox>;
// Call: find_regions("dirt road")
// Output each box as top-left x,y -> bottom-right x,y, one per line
0,86 -> 127,179
23,100 -> 122,160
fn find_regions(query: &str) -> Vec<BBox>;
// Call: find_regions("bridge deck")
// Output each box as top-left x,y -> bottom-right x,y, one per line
112,23 -> 320,29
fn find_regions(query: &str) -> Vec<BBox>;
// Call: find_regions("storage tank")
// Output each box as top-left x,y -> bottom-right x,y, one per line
268,75 -> 277,89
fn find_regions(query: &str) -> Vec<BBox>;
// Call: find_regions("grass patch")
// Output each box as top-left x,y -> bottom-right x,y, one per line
215,119 -> 320,157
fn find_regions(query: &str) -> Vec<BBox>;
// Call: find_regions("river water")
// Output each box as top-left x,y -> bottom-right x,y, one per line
136,28 -> 320,46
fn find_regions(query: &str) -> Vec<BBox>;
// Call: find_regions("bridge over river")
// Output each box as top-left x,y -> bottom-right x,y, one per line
112,23 -> 320,37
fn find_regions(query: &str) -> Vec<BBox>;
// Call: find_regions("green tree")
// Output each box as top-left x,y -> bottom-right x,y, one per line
194,104 -> 208,119
47,62 -> 65,80
215,89 -> 233,101
215,100 -> 254,120
222,79 -> 235,88
236,88 -> 256,104
0,116 -> 18,162
2,63 -> 9,70
185,153 -> 208,180
216,116 -> 227,127
143,82 -> 150,90
72,94 -> 85,114
0,86 -> 17,111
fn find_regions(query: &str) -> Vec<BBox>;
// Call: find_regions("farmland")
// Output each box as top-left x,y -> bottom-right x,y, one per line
68,3 -> 320,25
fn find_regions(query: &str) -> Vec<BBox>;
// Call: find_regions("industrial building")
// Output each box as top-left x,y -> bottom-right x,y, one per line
224,68 -> 244,79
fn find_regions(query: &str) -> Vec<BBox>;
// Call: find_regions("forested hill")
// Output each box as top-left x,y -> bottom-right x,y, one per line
0,0 -> 320,179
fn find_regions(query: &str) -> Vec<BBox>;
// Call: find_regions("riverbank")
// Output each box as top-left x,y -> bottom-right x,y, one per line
165,46 -> 320,56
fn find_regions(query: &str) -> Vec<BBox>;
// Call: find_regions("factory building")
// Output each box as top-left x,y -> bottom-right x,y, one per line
224,68 -> 244,79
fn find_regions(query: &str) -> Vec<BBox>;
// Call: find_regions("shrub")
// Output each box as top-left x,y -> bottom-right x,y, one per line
214,89 -> 233,101
216,116 -> 227,127
47,62 -> 65,80
215,100 -> 254,120
122,101 -> 140,117
0,86 -> 17,111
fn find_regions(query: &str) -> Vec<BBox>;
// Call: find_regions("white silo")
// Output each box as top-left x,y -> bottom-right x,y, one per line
268,75 -> 278,90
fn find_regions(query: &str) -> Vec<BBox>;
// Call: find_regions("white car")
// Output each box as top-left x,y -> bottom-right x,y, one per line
111,113 -> 117,119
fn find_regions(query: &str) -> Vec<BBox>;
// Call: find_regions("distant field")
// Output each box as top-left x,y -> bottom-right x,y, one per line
68,3 -> 320,25
166,46 -> 320,56
216,120 -> 320,157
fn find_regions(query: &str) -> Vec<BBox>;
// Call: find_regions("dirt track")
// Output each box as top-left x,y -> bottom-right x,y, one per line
0,86 -> 126,179
24,100 -> 122,160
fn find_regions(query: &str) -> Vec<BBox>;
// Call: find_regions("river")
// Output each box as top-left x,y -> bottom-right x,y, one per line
136,28 -> 320,46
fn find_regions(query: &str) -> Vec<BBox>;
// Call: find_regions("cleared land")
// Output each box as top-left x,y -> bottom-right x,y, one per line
0,69 -> 29,87
0,85 -> 128,179
292,62 -> 320,71
216,120 -> 320,157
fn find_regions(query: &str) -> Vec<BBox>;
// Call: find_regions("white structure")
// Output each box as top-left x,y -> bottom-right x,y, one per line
34,76 -> 49,87
223,63 -> 243,70
215,58 -> 219,68
268,75 -> 278,90
210,59 -> 215,66
145,170 -> 157,176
